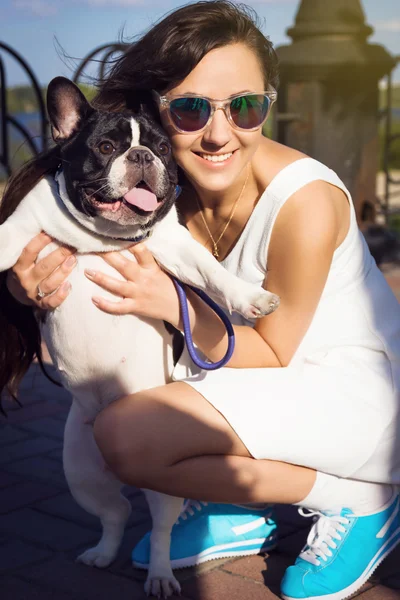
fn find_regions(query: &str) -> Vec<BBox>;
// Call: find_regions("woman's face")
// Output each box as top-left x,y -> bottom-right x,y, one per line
159,43 -> 266,194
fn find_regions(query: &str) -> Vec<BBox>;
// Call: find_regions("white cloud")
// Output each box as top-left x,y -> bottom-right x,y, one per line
374,19 -> 400,33
12,0 -> 58,16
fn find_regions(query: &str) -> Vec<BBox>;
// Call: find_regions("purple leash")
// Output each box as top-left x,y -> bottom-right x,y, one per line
172,277 -> 235,370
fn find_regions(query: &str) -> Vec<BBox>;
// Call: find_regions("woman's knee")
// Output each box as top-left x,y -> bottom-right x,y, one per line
93,392 -> 159,485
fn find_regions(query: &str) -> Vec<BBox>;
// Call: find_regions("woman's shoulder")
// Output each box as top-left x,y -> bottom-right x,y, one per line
253,138 -> 308,189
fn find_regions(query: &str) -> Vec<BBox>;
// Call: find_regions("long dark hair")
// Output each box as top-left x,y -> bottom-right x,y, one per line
0,0 -> 278,410
94,0 -> 278,112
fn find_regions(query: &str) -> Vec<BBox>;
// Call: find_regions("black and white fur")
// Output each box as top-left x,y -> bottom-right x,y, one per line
0,78 -> 279,597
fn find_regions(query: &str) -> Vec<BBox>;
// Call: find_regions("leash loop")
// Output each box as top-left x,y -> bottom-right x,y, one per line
172,277 -> 235,370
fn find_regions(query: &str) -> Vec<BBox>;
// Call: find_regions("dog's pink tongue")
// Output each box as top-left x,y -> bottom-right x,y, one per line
123,188 -> 158,212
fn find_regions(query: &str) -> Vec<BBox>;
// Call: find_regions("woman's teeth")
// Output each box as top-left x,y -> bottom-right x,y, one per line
199,152 -> 233,163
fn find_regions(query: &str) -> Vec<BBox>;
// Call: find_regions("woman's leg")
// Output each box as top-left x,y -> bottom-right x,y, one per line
93,381 -> 316,504
94,381 -> 400,600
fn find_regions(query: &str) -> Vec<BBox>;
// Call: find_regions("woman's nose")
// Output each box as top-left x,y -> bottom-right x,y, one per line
201,107 -> 232,147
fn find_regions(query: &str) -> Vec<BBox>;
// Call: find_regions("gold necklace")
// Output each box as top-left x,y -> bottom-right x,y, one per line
196,169 -> 249,260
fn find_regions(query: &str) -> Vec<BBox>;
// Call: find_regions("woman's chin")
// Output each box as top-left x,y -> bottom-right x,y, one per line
183,158 -> 249,192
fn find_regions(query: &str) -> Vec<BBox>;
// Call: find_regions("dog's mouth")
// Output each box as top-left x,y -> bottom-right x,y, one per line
85,181 -> 163,215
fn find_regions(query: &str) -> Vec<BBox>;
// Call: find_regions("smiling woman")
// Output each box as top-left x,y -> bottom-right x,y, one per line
3,2 -> 400,600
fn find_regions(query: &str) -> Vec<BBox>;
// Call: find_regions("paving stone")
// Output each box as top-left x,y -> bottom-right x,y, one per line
34,380 -> 72,405
3,455 -> 68,489
0,508 -> 98,550
222,553 -> 274,585
2,401 -> 67,424
175,556 -> 235,583
375,543 -> 400,580
0,424 -> 30,446
1,576 -> 76,600
106,520 -> 154,576
0,481 -> 61,514
52,411 -> 71,423
382,575 -> 400,590
0,539 -> 51,573
46,447 -> 64,462
21,555 -> 167,600
18,417 -> 66,440
128,490 -> 150,516
34,492 -> 101,531
35,491 -> 150,534
182,567 -> 278,600
0,437 -> 61,466
0,470 -> 21,489
356,584 -> 400,599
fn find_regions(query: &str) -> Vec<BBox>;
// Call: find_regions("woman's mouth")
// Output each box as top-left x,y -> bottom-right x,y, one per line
194,150 -> 236,166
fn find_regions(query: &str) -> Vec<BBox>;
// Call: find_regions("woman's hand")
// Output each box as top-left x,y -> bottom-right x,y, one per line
85,243 -> 181,326
6,232 -> 77,309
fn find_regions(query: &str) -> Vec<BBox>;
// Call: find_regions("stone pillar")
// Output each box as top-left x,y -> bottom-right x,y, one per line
275,0 -> 396,224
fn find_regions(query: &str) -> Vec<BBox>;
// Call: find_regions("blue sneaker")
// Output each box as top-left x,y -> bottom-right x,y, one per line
132,501 -> 278,569
281,491 -> 400,600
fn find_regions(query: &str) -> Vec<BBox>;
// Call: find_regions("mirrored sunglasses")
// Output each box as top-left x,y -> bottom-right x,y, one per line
154,90 -> 277,133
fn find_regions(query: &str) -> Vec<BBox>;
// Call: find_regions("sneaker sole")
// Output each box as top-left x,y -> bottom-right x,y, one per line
133,539 -> 277,570
281,526 -> 400,600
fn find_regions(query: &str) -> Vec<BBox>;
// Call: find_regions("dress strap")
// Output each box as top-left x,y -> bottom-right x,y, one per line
266,157 -> 352,208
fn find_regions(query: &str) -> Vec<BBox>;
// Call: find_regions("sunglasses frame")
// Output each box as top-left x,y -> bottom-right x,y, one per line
153,89 -> 277,134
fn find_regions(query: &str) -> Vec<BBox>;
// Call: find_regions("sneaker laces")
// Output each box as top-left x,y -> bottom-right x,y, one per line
176,500 -> 208,525
298,508 -> 350,566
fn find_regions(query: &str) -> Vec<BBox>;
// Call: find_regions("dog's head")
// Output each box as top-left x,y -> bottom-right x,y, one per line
47,77 -> 178,236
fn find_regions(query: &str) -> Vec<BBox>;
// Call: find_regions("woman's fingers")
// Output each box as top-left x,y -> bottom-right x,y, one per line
13,232 -> 53,271
84,269 -> 132,298
128,243 -> 156,268
37,254 -> 77,295
31,245 -> 77,284
40,281 -> 72,310
9,233 -> 77,308
91,296 -> 135,315
100,251 -> 139,279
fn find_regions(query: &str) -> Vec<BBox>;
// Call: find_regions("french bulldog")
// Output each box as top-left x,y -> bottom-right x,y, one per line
0,77 -> 279,597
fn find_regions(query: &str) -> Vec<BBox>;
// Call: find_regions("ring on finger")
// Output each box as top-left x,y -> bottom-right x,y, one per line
36,283 -> 48,300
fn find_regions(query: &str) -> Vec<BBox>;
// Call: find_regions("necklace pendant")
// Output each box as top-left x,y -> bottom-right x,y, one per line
212,245 -> 219,259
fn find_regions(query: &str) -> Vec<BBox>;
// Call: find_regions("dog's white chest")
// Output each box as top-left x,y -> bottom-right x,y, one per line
40,249 -> 174,419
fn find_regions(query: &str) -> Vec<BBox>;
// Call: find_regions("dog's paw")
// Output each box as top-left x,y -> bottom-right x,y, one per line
76,546 -> 115,568
145,574 -> 181,598
235,288 -> 280,319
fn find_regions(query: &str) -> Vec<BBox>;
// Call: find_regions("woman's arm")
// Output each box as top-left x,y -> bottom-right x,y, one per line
182,181 -> 341,367
88,181 -> 344,369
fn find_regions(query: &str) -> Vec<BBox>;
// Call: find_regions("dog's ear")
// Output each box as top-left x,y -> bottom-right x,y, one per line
47,77 -> 92,142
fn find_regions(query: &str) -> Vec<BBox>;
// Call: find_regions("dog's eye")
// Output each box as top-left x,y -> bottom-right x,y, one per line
159,143 -> 170,156
98,142 -> 115,155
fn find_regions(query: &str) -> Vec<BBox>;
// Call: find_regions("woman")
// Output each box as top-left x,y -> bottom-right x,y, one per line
5,2 -> 400,599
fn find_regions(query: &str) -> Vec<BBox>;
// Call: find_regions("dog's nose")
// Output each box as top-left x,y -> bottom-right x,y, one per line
127,148 -> 154,164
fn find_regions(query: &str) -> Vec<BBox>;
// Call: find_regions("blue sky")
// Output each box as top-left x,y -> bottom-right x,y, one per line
1,0 -> 400,87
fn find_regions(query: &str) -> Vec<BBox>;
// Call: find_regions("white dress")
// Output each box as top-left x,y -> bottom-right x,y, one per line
172,157 -> 400,485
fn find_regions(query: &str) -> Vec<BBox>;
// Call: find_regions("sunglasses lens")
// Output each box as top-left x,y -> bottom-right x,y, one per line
230,94 -> 270,129
169,97 -> 211,132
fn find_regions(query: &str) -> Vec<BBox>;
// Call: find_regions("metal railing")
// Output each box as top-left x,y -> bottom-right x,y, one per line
0,41 -> 48,177
0,42 -> 125,178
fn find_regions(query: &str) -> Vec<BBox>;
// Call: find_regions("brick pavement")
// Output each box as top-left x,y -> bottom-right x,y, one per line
1,263 -> 400,600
